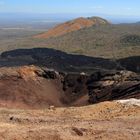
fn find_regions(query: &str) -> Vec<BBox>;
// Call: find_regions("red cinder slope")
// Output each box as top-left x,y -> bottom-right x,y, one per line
34,17 -> 109,39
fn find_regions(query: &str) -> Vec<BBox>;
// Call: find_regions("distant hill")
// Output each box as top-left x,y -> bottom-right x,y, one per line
0,19 -> 140,61
34,17 -> 110,39
136,21 -> 140,24
120,34 -> 140,46
87,16 -> 110,24
32,23 -> 140,59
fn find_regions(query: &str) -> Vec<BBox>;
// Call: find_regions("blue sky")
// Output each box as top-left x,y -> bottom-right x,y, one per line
0,0 -> 140,16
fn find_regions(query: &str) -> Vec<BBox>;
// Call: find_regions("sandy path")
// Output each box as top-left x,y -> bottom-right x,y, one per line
0,101 -> 139,140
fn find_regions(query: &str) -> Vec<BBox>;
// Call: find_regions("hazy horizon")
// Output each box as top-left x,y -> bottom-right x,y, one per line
0,12 -> 140,24
0,0 -> 140,24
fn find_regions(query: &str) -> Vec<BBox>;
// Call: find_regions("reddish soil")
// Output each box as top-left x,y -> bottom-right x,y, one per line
34,17 -> 109,39
0,101 -> 139,140
0,66 -> 66,109
0,65 -> 139,139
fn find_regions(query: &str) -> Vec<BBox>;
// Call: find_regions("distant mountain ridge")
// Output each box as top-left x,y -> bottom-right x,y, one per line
34,16 -> 110,39
87,16 -> 110,24
136,21 -> 140,24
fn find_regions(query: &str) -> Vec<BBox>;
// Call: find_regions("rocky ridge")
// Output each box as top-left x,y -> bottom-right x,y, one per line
0,65 -> 139,109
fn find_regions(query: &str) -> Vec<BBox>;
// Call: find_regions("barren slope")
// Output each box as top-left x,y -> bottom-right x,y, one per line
0,66 -> 66,109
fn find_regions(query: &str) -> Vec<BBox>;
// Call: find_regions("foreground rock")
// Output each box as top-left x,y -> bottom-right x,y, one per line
0,65 -> 139,109
117,98 -> 140,106
87,70 -> 140,103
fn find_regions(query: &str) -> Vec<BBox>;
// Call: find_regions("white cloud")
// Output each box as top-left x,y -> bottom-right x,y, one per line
90,6 -> 103,9
124,8 -> 132,11
126,8 -> 132,10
